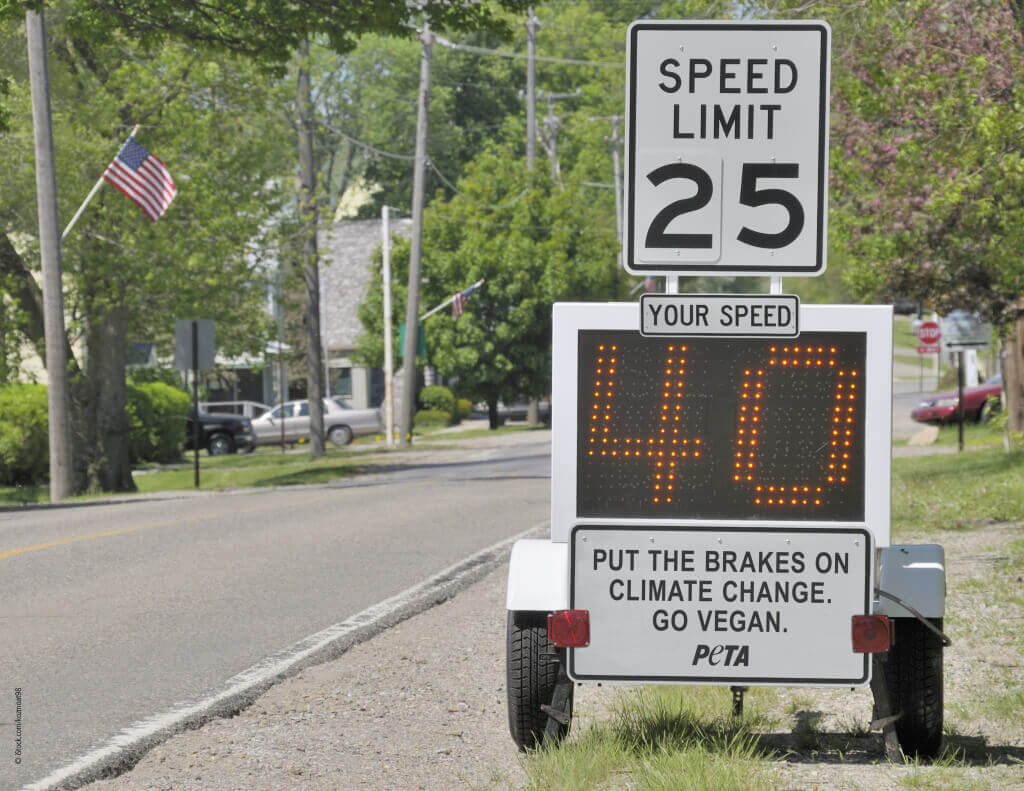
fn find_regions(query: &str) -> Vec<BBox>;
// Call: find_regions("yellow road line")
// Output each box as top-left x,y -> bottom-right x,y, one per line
0,493 -> 334,561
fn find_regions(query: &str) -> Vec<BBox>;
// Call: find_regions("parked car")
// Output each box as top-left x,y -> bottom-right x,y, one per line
184,409 -> 255,455
250,398 -> 384,447
910,374 -> 1003,424
471,399 -> 552,425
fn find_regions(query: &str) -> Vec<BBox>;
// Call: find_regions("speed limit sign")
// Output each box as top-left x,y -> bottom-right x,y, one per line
624,21 -> 831,276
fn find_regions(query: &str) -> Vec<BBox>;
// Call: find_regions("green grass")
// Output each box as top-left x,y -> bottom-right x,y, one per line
521,687 -> 778,791
0,422 -> 543,506
921,420 -> 1005,448
892,446 -> 1024,530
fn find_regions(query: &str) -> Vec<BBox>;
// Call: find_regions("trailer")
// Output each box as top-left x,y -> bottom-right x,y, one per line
506,301 -> 948,758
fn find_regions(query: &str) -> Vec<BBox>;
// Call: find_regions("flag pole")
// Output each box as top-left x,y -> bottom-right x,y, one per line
61,124 -> 139,241
419,278 -> 484,321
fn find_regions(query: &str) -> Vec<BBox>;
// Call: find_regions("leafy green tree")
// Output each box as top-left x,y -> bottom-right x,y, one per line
1,17 -> 290,491
357,145 -> 624,426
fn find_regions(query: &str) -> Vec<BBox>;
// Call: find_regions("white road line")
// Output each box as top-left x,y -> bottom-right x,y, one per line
23,522 -> 547,791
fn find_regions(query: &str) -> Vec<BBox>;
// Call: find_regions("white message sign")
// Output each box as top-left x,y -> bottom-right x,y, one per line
640,293 -> 799,337
569,526 -> 871,685
624,21 -> 830,277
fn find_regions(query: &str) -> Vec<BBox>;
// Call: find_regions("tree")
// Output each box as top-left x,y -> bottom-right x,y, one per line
1,17 -> 290,491
824,0 -> 1024,431
356,145 -> 624,426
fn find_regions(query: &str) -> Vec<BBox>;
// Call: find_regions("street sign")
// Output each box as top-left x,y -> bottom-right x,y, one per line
916,320 -> 941,355
570,526 -> 871,684
174,319 -> 215,370
941,311 -> 991,349
624,20 -> 831,277
639,293 -> 799,337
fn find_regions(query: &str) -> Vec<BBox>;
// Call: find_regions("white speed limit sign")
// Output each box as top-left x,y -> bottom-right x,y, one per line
624,21 -> 831,277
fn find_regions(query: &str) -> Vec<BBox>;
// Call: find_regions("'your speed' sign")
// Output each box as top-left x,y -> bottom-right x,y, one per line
624,21 -> 831,277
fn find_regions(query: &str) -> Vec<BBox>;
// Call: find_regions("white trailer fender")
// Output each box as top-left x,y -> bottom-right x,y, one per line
506,539 -> 569,613
875,544 -> 946,618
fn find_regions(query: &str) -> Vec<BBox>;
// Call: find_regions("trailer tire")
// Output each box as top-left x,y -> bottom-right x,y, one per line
885,617 -> 944,758
507,611 -> 572,751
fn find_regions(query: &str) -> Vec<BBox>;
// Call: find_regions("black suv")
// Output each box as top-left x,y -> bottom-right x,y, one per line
184,410 -> 256,455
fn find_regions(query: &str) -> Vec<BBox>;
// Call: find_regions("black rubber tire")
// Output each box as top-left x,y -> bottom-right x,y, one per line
884,617 -> 944,758
207,433 -> 235,456
506,611 -> 572,751
328,425 -> 354,446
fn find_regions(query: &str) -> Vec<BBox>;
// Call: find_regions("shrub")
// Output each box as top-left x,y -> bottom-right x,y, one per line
455,398 -> 473,421
414,408 -> 451,429
419,385 -> 455,415
126,382 -> 191,464
0,383 -> 50,485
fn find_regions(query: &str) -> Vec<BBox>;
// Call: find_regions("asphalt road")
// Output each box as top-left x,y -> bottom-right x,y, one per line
0,433 -> 551,791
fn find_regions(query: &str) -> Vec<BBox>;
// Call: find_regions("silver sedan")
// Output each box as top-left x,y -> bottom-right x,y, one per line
250,398 -> 384,447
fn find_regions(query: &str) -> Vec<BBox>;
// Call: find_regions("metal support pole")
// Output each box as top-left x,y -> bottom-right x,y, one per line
192,320 -> 200,489
957,350 -> 965,452
730,686 -> 747,717
382,206 -> 395,448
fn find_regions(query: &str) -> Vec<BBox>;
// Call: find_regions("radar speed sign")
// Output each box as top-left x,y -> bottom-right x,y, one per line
624,21 -> 831,277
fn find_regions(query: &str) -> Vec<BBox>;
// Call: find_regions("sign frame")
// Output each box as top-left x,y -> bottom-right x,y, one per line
624,20 -> 831,277
550,302 -> 894,546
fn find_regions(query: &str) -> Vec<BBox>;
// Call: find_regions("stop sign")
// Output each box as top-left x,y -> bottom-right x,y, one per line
917,321 -> 941,344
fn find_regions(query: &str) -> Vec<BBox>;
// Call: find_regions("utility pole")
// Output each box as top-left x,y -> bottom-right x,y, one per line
399,22 -> 433,448
589,115 -> 624,256
382,206 -> 395,448
525,8 -> 538,170
26,9 -> 72,501
297,38 -> 325,457
539,88 -> 581,181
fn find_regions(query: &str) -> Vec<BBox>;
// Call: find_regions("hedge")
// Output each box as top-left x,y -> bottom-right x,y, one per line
414,408 -> 451,428
0,383 -> 49,485
455,398 -> 473,421
126,381 -> 191,464
0,381 -> 191,484
419,385 -> 455,415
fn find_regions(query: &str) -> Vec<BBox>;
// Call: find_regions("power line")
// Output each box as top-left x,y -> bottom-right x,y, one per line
434,34 -> 622,69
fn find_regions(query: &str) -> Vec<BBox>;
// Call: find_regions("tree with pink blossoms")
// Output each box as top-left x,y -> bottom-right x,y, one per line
824,0 -> 1024,432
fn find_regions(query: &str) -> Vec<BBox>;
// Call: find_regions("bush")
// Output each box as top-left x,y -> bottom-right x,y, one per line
0,383 -> 50,485
455,398 -> 473,421
414,408 -> 451,429
419,385 -> 455,415
126,382 -> 191,464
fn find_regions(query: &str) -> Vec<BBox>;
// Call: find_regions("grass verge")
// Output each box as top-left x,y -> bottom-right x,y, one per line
892,446 -> 1024,528
0,422 -> 542,506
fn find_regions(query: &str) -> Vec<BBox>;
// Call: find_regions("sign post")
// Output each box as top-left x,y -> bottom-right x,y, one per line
175,319 -> 215,488
624,20 -> 830,277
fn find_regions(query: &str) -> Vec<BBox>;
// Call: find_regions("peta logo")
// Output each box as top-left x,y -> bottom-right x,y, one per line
692,644 -> 750,667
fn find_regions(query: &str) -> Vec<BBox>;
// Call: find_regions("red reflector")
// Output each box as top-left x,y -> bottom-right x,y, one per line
851,614 -> 891,653
547,610 -> 590,648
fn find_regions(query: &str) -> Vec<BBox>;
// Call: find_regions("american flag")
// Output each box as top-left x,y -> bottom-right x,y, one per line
103,137 -> 177,221
451,281 -> 482,320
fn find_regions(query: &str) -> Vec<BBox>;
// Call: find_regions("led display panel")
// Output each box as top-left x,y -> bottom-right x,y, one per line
577,331 -> 866,521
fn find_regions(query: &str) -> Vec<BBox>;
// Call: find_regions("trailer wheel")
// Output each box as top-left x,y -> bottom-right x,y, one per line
885,617 -> 944,758
507,611 -> 572,750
